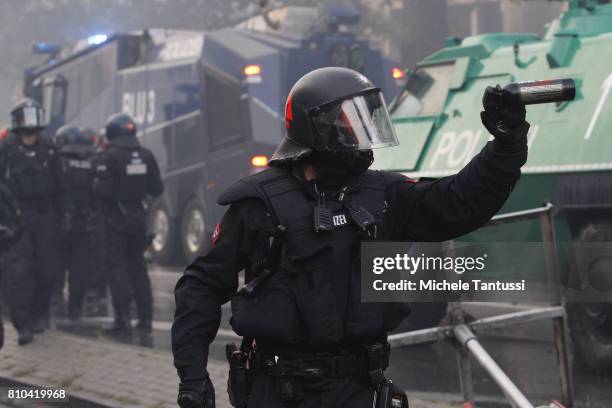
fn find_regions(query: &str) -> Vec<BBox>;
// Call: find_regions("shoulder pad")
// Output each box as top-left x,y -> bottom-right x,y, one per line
358,170 -> 386,189
382,171 -> 417,187
217,167 -> 289,206
217,178 -> 262,206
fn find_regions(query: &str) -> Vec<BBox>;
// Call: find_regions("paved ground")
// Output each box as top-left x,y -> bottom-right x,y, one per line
1,267 -> 611,407
0,325 -> 231,408
0,325 -> 459,408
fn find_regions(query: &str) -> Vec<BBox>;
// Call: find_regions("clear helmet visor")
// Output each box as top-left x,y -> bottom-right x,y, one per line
311,90 -> 399,151
12,106 -> 45,129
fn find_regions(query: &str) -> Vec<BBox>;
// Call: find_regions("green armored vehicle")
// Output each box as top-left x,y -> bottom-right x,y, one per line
375,0 -> 612,372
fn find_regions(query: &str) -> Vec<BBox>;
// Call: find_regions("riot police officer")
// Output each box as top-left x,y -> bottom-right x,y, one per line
0,98 -> 65,344
171,67 -> 530,407
54,125 -> 98,320
92,113 -> 163,334
80,127 -> 109,316
0,181 -> 22,348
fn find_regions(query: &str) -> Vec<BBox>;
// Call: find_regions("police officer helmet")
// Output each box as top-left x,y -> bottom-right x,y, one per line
105,113 -> 137,140
10,98 -> 45,133
79,127 -> 98,145
269,67 -> 398,168
54,125 -> 83,146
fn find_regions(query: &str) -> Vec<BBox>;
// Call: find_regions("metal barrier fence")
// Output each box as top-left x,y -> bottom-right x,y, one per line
388,203 -> 575,408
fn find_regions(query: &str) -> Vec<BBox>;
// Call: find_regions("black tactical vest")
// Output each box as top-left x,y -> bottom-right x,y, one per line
59,145 -> 96,209
1,139 -> 58,200
108,144 -> 150,202
219,167 -> 409,348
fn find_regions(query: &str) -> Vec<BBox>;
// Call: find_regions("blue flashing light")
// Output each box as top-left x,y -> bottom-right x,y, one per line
87,34 -> 108,45
33,42 -> 61,55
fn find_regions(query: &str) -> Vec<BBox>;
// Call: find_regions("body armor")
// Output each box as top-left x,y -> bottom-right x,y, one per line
59,144 -> 96,209
1,138 -> 59,201
95,137 -> 150,203
218,166 -> 409,347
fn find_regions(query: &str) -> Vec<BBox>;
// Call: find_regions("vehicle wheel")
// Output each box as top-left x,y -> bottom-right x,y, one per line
181,199 -> 209,263
567,222 -> 612,375
148,199 -> 179,265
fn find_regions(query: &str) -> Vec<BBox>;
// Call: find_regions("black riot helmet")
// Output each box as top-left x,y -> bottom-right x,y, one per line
79,127 -> 98,145
105,113 -> 137,140
269,67 -> 398,170
10,98 -> 45,133
54,125 -> 82,146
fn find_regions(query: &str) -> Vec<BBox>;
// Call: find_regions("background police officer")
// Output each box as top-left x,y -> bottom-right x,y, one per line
93,113 -> 163,334
54,125 -> 98,321
80,127 -> 109,316
172,67 -> 531,408
0,98 -> 65,345
0,181 -> 22,348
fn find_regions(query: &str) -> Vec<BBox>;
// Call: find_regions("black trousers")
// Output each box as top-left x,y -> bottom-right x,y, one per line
61,218 -> 94,317
247,375 -> 375,408
106,210 -> 152,323
4,207 -> 61,329
89,211 -> 109,299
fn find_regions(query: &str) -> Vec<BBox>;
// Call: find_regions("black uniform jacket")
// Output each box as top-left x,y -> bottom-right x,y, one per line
172,139 -> 527,384
92,136 -> 164,206
0,135 -> 65,212
0,181 -> 21,250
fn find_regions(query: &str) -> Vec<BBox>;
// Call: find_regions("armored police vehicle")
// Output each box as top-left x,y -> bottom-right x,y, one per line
24,4 -> 402,264
374,0 -> 612,372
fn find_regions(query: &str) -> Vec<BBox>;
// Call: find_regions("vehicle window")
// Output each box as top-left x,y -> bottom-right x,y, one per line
205,69 -> 243,150
80,45 -> 115,108
349,44 -> 366,72
173,113 -> 202,165
391,62 -> 454,118
328,44 -> 366,72
42,76 -> 67,128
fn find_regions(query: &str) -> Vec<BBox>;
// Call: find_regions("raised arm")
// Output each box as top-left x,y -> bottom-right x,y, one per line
387,84 -> 529,241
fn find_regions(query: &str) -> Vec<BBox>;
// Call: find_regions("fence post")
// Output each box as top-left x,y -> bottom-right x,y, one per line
539,204 -> 575,407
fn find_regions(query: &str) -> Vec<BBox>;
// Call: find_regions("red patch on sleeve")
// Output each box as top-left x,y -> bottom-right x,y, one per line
404,176 -> 417,183
211,222 -> 221,246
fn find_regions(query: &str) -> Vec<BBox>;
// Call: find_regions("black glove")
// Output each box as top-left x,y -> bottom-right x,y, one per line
178,376 -> 215,408
481,84 -> 530,145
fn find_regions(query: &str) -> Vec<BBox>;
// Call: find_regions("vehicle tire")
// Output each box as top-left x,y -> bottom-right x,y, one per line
147,199 -> 179,265
181,198 -> 209,263
567,222 -> 612,375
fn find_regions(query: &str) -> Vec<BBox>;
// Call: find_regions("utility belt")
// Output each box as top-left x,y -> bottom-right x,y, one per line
226,341 -> 407,407
260,343 -> 389,380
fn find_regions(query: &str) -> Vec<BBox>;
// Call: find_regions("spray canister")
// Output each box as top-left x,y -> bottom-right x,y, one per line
504,79 -> 575,105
